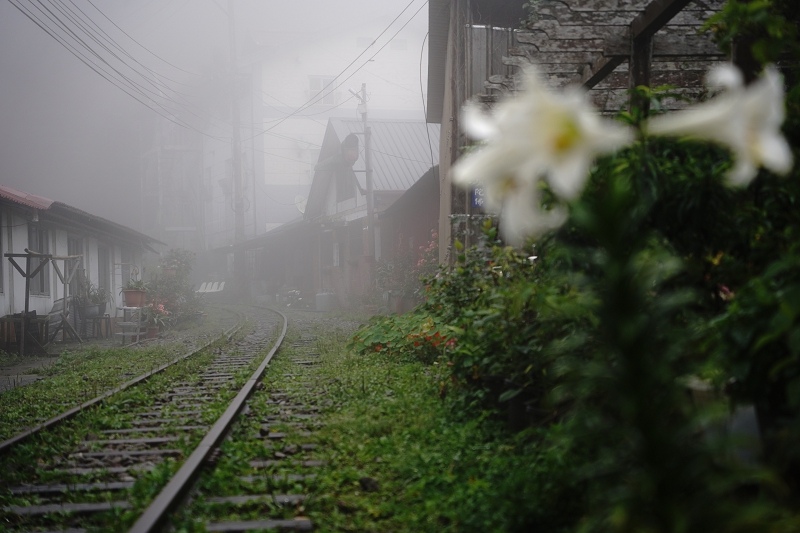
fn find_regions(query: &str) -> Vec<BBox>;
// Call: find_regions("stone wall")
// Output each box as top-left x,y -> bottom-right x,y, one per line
476,0 -> 727,112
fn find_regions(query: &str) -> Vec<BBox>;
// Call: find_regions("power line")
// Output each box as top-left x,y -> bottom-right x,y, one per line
44,0 -> 192,104
247,0 -> 428,140
419,31 -> 437,178
7,0 -> 227,141
82,0 -> 202,78
45,0 -> 217,124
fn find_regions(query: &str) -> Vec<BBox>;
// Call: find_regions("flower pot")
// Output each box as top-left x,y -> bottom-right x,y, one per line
122,289 -> 146,307
83,302 -> 106,318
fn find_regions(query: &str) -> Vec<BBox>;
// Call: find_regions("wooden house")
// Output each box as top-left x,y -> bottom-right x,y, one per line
0,184 -> 162,352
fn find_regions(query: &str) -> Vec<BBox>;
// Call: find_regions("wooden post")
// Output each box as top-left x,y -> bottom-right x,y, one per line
630,35 -> 654,116
628,0 -> 693,116
49,255 -> 84,343
5,250 -> 52,356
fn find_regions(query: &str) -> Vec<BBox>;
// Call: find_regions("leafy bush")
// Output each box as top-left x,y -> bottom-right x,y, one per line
349,312 -> 455,365
349,2 -> 800,530
148,248 -> 203,323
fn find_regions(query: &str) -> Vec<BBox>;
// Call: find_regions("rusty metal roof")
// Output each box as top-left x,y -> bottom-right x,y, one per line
0,184 -> 54,210
0,184 -> 163,247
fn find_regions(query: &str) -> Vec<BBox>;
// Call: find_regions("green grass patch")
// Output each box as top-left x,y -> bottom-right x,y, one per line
306,329 -> 582,532
0,307 -> 241,441
0,344 -> 192,441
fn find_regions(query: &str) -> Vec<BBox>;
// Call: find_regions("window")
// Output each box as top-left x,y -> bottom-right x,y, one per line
67,236 -> 84,298
309,75 -> 336,105
98,245 -> 110,293
28,225 -> 50,295
120,248 -> 133,287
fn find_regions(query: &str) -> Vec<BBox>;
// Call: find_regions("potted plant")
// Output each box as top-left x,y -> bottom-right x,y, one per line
159,248 -> 194,279
121,278 -> 148,307
84,283 -> 110,317
144,302 -> 170,338
75,280 -> 110,318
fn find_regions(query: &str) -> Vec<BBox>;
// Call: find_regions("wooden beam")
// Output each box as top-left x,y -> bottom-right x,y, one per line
631,0 -> 695,42
580,55 -> 627,88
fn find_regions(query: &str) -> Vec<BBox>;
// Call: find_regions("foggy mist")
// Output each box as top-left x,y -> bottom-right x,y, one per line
0,0 -> 429,233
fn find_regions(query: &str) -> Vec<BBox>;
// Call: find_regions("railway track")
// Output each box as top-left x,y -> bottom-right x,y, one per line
0,305 -> 335,532
0,305 -> 245,454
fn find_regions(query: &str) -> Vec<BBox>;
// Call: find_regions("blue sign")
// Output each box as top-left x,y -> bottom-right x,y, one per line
471,186 -> 485,209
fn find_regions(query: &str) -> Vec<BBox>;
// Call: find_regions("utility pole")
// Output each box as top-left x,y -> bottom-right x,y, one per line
228,0 -> 245,295
358,83 -> 376,287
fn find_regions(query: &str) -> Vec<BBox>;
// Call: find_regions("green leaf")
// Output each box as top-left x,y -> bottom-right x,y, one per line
498,388 -> 522,402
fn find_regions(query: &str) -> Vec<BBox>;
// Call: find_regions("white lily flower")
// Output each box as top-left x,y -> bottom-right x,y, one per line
499,182 -> 568,245
647,64 -> 793,187
452,64 -> 633,242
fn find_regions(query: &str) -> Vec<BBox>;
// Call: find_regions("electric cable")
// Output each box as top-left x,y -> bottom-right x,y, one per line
419,31 -> 438,179
82,0 -> 203,78
247,0 -> 428,140
7,0 -> 228,141
42,0 -> 214,123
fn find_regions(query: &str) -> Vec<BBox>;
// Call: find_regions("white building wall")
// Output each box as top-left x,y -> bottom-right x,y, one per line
0,209 -> 146,320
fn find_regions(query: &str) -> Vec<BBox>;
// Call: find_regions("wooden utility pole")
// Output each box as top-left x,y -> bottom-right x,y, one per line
360,84 -> 376,290
228,0 -> 245,295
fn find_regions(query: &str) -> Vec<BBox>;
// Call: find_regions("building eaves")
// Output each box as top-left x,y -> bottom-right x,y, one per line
0,184 -> 163,250
380,165 -> 439,219
0,184 -> 54,210
306,118 -> 440,221
49,202 -> 165,248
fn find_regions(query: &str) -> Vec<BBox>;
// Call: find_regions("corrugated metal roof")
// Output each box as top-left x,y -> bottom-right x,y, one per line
329,117 -> 440,192
0,184 -> 54,210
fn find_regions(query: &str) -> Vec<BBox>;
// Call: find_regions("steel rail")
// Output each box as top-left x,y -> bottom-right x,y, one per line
0,305 -> 245,455
129,307 -> 288,533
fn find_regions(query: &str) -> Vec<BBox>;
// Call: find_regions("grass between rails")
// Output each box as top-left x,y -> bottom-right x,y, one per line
0,323 -> 267,531
0,349 -> 221,531
170,326 -> 323,529
0,307 -> 236,441
0,345 -> 190,441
